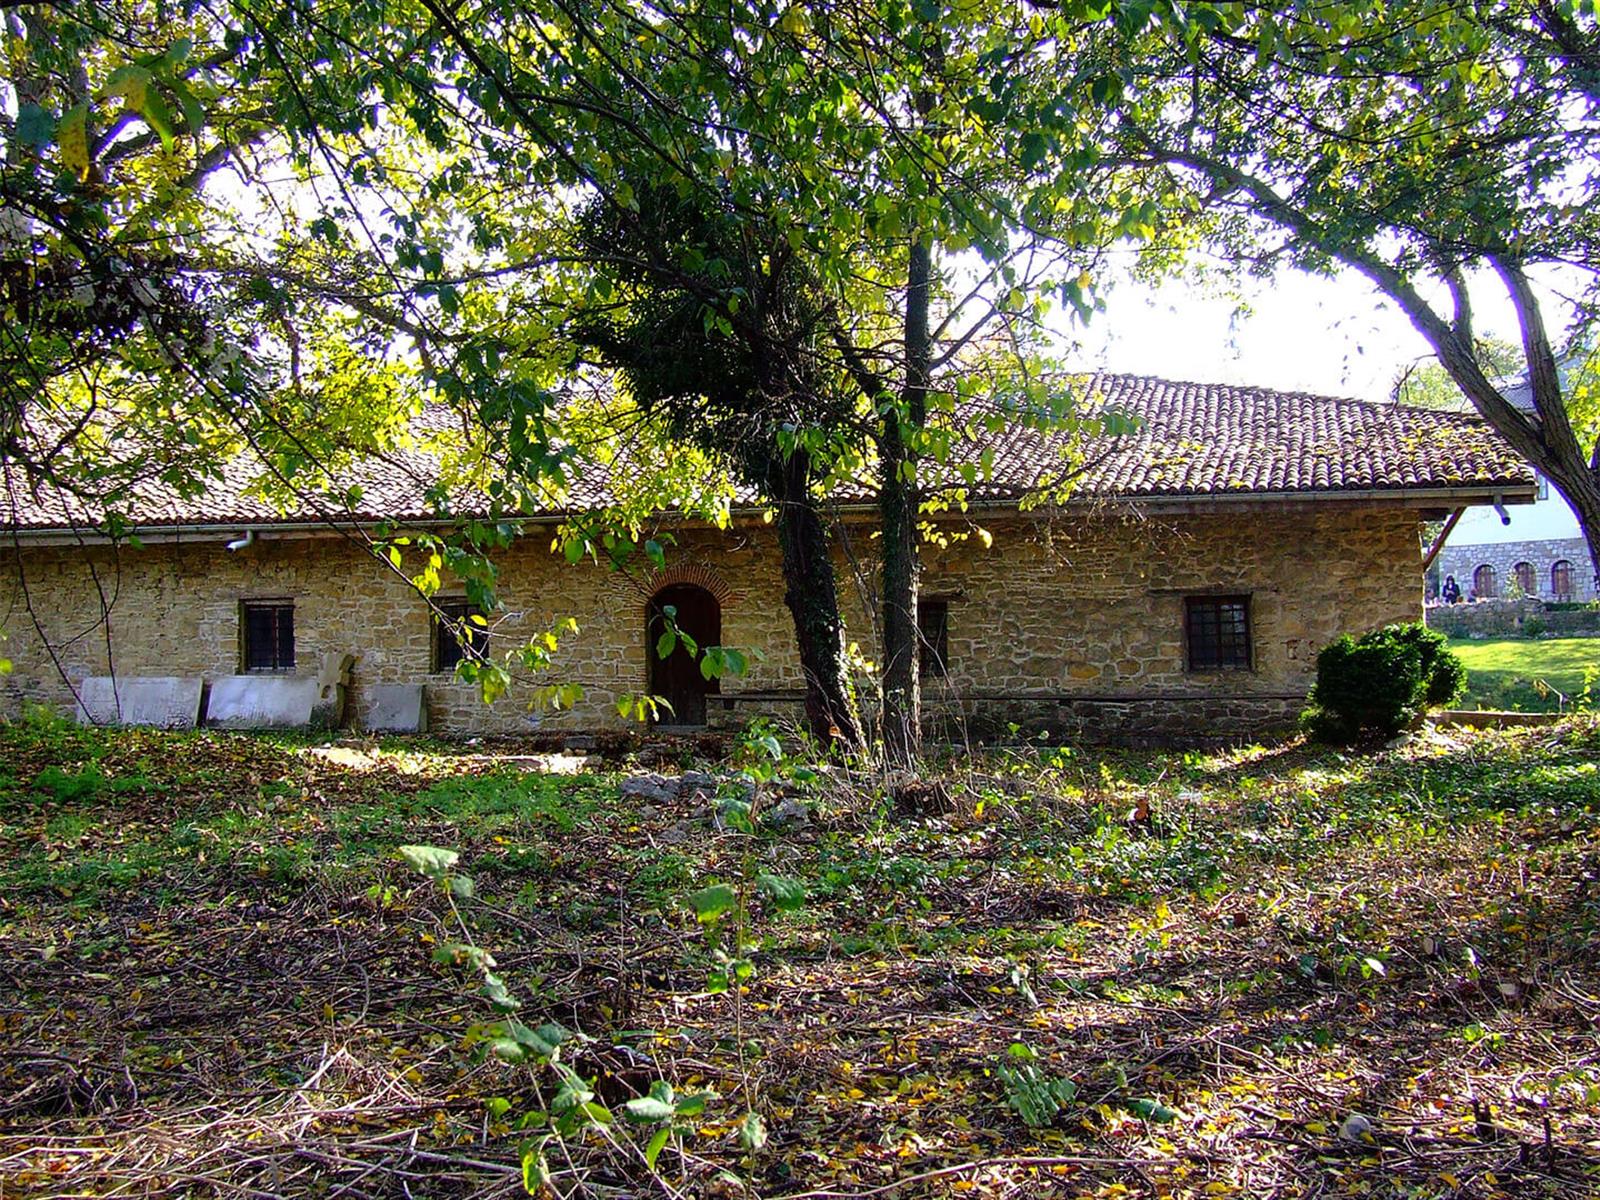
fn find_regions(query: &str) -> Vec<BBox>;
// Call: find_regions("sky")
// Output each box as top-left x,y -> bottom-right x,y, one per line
1072,262 -> 1588,541
1066,263 -> 1503,402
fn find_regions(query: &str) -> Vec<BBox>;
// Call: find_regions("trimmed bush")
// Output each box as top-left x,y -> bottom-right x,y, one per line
1303,622 -> 1466,742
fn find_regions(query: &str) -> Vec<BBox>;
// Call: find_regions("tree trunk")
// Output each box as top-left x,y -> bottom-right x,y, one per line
770,451 -> 864,752
880,232 -> 932,768
1377,256 -> 1600,602
1549,465 -> 1600,597
879,414 -> 919,765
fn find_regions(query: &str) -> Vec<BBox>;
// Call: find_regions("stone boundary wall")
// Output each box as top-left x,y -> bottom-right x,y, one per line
1426,598 -> 1600,639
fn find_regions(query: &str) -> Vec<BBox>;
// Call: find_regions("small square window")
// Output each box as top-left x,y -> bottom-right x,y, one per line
434,600 -> 488,674
1185,595 -> 1251,671
918,598 -> 950,679
242,601 -> 295,672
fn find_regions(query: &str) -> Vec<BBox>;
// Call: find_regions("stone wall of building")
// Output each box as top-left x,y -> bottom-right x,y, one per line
1,503 -> 1424,741
1435,537 -> 1595,603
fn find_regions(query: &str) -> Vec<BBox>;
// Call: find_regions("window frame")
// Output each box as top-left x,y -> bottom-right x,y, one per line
917,597 -> 951,680
1513,561 -> 1536,596
1473,563 -> 1498,600
1184,594 -> 1253,673
432,598 -> 489,675
1552,559 -> 1575,601
240,599 -> 296,673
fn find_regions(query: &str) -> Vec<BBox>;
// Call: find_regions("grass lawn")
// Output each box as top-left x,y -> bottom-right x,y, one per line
1446,635 -> 1600,712
2,715 -> 1598,1198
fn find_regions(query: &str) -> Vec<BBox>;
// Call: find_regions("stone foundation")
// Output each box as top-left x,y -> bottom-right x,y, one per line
922,693 -> 1302,747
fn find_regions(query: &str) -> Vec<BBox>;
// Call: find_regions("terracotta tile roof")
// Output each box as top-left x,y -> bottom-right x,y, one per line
2,373 -> 1534,533
963,374 -> 1534,501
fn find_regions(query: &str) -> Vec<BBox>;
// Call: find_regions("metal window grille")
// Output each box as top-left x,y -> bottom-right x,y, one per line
1186,596 -> 1251,671
434,600 -> 488,673
242,602 -> 295,672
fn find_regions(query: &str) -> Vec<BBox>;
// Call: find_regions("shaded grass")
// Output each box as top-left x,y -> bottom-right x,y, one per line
1447,634 -> 1600,711
1,716 -> 1597,1198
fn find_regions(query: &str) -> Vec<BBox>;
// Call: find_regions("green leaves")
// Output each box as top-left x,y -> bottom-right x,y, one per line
621,1082 -> 712,1174
738,1110 -> 768,1153
622,1094 -> 676,1124
432,942 -> 494,970
1124,1097 -> 1181,1123
57,104 -> 90,179
481,971 -> 521,1011
487,1019 -> 569,1063
756,873 -> 806,912
15,103 -> 55,149
699,646 -> 748,681
690,882 -> 737,924
994,1044 -> 1176,1129
706,955 -> 754,994
399,844 -> 459,878
621,1080 -> 708,1125
995,1042 -> 1078,1127
522,1144 -> 552,1194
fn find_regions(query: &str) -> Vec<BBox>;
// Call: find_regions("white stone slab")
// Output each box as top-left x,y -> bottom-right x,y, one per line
76,676 -> 204,728
206,675 -> 323,729
365,684 -> 428,734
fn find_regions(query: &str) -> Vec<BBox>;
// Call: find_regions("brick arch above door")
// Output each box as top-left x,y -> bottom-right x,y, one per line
641,564 -> 737,607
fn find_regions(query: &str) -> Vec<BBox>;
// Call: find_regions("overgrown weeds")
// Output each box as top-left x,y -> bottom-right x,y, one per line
1,716 -> 1597,1197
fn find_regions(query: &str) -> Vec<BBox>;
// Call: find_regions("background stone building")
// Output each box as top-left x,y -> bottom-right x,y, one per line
1433,489 -> 1595,603
2,375 -> 1535,741
1432,368 -> 1596,604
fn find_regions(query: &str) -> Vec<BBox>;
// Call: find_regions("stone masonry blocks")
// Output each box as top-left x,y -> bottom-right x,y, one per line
1,505 -> 1424,740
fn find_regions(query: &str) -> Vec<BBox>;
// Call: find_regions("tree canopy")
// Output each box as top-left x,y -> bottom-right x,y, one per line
5,0 -> 1156,756
7,0 -> 1599,747
1066,0 -> 1600,582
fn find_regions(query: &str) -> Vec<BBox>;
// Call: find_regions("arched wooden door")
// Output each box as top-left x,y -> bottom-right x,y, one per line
1552,559 -> 1575,600
646,583 -> 721,727
1473,563 -> 1498,600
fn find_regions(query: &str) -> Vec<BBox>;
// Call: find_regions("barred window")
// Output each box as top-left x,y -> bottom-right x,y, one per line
1185,596 -> 1251,671
434,600 -> 488,673
917,599 -> 950,679
242,601 -> 295,672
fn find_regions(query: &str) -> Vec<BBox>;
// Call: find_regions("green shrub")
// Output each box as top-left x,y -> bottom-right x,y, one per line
1303,623 -> 1465,742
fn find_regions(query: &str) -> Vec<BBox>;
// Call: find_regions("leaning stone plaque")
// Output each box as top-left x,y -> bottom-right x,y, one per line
365,684 -> 428,734
205,675 -> 323,729
75,676 -> 204,728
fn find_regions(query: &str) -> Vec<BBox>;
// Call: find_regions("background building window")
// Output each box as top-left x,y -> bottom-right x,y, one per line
1473,564 -> 1498,600
1185,595 -> 1251,671
1552,559 -> 1575,601
1513,561 -> 1535,596
434,600 -> 488,673
917,599 -> 950,679
242,601 -> 295,672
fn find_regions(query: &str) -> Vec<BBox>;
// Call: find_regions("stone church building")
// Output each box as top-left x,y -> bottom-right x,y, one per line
2,375 -> 1533,741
